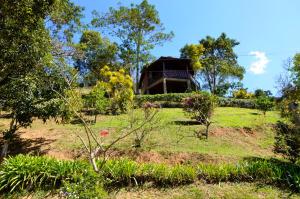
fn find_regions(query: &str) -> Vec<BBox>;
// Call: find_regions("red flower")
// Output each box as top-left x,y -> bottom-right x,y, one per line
99,130 -> 109,137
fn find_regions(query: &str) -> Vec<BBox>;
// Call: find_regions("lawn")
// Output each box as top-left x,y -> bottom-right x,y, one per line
1,107 -> 299,198
0,107 -> 281,160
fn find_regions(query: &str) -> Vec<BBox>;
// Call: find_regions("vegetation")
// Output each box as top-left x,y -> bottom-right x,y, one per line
92,0 -> 174,92
182,93 -> 216,139
180,33 -> 245,95
255,96 -> 274,115
1,0 -> 299,198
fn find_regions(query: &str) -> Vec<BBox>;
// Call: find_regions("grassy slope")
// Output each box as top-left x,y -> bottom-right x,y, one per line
91,107 -> 280,157
0,107 -> 280,158
1,107 -> 298,198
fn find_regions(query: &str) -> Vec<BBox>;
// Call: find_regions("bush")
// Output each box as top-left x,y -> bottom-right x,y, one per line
274,121 -> 300,163
135,93 -> 193,106
255,96 -> 274,115
135,93 -> 257,109
218,97 -> 256,109
182,92 -> 216,123
233,89 -> 254,99
100,66 -> 134,114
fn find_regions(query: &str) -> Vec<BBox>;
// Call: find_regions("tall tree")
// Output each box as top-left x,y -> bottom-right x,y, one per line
180,33 -> 245,95
92,0 -> 174,93
74,30 -> 118,85
0,0 -> 83,157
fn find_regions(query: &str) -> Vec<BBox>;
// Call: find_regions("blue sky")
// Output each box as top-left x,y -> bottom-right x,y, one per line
73,0 -> 300,95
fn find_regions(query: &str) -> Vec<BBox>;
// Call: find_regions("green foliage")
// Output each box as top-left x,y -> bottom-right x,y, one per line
92,0 -> 174,92
61,176 -> 108,199
218,98 -> 256,109
255,96 -> 274,115
180,33 -> 245,94
100,159 -> 196,186
60,89 -> 84,123
2,155 -> 300,194
182,93 -> 216,123
75,30 -> 118,83
198,159 -> 300,192
233,89 -> 254,99
0,155 -> 91,192
274,121 -> 300,163
86,84 -> 110,114
254,89 -> 272,98
99,66 -> 134,114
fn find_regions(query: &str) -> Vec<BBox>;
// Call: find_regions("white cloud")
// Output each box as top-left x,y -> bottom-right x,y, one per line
248,51 -> 269,75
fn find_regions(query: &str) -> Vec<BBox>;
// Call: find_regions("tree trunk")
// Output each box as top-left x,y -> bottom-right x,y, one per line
1,140 -> 9,158
135,44 -> 141,94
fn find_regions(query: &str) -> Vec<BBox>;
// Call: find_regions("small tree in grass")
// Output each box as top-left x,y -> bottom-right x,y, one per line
131,102 -> 160,148
182,92 -> 216,139
87,84 -> 109,123
255,96 -> 274,115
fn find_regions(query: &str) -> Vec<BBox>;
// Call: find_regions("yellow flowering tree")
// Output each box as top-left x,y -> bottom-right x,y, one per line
99,66 -> 134,114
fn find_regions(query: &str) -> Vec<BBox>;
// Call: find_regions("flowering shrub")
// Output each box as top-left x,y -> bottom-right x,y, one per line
182,93 -> 216,139
182,92 -> 216,123
99,66 -> 134,114
233,89 -> 254,99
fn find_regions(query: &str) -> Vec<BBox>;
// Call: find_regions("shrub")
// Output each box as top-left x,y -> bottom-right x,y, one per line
0,155 -> 91,192
60,89 -> 84,123
233,89 -> 254,99
100,66 -> 134,114
135,93 -> 193,106
135,93 -> 257,109
218,97 -> 256,109
182,92 -> 216,139
274,121 -> 300,163
182,92 -> 216,123
255,96 -> 274,115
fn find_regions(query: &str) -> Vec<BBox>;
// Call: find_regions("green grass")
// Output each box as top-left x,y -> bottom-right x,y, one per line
0,107 -> 281,159
113,183 -> 300,199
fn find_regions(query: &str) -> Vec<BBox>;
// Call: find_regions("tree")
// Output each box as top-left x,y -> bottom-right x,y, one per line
254,89 -> 272,98
92,0 -> 174,93
180,33 -> 245,94
0,0 -> 84,157
274,53 -> 300,163
256,96 -> 274,115
182,92 -> 216,139
74,30 -> 118,85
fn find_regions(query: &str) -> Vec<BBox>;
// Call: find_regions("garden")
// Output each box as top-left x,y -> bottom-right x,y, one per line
1,0 -> 300,198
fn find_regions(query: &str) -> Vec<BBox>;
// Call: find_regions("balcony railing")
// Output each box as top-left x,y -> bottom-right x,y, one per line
148,70 -> 190,85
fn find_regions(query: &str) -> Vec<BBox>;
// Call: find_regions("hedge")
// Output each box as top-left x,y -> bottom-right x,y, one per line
135,93 -> 256,109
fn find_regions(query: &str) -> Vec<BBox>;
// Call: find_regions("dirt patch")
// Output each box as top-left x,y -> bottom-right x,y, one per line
210,127 -> 257,137
106,149 -> 239,165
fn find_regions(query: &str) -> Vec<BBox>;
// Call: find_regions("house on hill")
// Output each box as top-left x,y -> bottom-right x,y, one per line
139,57 -> 198,94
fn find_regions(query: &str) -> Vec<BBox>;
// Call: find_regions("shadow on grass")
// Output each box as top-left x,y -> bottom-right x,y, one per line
250,112 -> 260,115
70,117 -> 95,125
0,132 -> 56,158
173,120 -> 200,126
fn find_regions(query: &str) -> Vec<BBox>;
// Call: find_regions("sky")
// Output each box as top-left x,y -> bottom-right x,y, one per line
72,0 -> 300,95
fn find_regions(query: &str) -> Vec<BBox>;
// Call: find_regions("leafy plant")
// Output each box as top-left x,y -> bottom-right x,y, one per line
255,96 -> 274,115
0,155 -> 91,192
182,92 -> 216,139
100,66 -> 134,114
